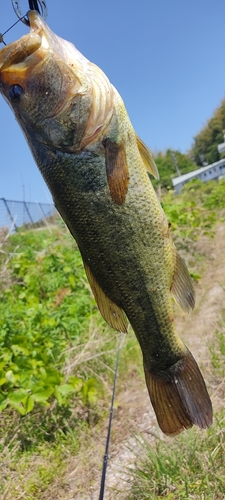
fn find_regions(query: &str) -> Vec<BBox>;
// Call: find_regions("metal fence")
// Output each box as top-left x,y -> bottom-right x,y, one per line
0,198 -> 57,232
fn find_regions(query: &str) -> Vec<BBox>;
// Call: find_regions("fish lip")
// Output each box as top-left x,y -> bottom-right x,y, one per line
28,9 -> 43,29
27,10 -> 53,54
28,10 -> 49,40
0,10 -> 54,79
0,11 -> 47,73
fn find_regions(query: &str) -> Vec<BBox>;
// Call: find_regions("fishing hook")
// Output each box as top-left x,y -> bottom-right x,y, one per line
0,1 -> 47,45
12,0 -> 48,26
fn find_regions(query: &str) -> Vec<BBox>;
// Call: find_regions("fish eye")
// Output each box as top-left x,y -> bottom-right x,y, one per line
8,84 -> 24,101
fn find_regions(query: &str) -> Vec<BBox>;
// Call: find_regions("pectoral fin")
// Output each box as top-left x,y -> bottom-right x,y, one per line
136,135 -> 159,180
83,261 -> 128,333
171,251 -> 195,312
103,138 -> 129,205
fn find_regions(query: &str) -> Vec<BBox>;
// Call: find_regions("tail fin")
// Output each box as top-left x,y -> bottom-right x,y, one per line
144,349 -> 212,436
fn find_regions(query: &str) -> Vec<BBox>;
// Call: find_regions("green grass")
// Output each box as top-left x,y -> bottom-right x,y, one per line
128,416 -> 225,499
1,442 -> 67,499
162,178 -> 225,246
127,311 -> 225,500
209,313 -> 225,379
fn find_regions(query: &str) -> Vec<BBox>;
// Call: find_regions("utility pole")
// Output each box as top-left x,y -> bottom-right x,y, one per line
171,151 -> 181,176
217,130 -> 225,154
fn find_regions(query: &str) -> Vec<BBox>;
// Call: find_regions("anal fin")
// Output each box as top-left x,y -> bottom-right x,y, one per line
171,251 -> 195,312
83,261 -> 128,333
144,349 -> 212,436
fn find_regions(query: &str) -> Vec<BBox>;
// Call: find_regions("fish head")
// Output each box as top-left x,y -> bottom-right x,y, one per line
0,11 -> 113,152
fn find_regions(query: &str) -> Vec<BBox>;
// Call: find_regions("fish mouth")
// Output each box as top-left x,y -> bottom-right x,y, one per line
0,10 -> 85,100
0,11 -> 56,80
0,10 -> 114,147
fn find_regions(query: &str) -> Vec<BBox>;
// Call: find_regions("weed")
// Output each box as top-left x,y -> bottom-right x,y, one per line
128,417 -> 225,499
127,311 -> 225,500
209,312 -> 225,384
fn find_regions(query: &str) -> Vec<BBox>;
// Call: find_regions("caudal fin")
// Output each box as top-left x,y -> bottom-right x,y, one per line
144,349 -> 212,436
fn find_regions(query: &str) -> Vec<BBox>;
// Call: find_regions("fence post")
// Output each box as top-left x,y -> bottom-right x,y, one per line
38,202 -> 47,219
2,198 -> 18,230
0,199 -> 56,230
24,202 -> 34,224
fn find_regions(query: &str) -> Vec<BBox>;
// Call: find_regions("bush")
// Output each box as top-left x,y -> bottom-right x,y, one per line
0,227 -> 100,415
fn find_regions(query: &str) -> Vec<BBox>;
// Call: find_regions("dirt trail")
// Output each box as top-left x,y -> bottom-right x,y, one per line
66,222 -> 225,500
176,223 -> 225,364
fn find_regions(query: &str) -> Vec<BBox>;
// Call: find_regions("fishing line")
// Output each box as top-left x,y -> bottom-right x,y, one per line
0,17 -> 23,45
1,3 -> 122,497
98,332 -> 123,500
0,0 -> 48,45
12,0 -> 48,26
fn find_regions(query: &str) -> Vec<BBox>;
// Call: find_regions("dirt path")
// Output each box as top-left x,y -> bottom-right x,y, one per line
66,222 -> 225,500
176,223 -> 225,364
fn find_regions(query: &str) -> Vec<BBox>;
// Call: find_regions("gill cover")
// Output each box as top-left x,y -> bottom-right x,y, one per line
0,12 -> 92,151
0,11 -> 117,154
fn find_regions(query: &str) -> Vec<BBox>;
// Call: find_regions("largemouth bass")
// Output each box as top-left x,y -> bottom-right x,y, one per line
0,11 -> 212,435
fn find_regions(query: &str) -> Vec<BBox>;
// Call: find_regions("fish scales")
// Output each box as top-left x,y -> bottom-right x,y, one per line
39,136 -> 178,367
0,11 -> 212,435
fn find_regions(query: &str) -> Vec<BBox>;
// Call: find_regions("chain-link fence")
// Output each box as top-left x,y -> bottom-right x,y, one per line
0,198 -> 57,232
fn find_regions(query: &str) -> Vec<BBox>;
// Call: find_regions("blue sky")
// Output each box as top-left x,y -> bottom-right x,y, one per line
1,0 -> 225,202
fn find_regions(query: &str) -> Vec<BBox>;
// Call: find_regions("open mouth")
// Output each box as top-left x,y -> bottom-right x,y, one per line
0,11 -> 50,72
28,10 -> 50,50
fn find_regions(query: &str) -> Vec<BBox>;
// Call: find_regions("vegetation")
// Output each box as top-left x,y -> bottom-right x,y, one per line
0,175 -> 224,498
0,222 -> 140,416
128,412 -> 225,499
0,221 -> 140,499
189,98 -> 225,166
152,98 -> 225,189
163,178 -> 225,245
209,312 -> 225,380
153,149 -> 196,189
128,313 -> 225,500
0,225 -> 104,416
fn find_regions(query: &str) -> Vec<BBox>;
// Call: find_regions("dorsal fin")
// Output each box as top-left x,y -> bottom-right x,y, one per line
83,260 -> 128,333
136,135 -> 159,180
171,251 -> 195,312
103,138 -> 129,205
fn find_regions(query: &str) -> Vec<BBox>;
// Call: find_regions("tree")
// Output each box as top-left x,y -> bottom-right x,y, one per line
189,98 -> 225,166
153,149 -> 196,189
